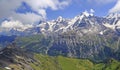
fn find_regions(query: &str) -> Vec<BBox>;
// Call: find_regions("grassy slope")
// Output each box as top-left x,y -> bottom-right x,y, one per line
0,54 -> 120,70
30,54 -> 120,70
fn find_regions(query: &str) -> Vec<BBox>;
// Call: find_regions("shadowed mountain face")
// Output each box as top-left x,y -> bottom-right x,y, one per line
15,31 -> 120,62
0,35 -> 16,48
47,30 -> 120,60
0,44 -> 36,70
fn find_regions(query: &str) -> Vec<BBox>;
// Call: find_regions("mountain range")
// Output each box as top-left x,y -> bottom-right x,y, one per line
0,12 -> 120,65
0,12 -> 120,36
0,11 -> 120,70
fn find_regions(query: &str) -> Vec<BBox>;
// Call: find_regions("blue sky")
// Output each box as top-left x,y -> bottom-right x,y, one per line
47,0 -> 117,20
0,0 -> 120,27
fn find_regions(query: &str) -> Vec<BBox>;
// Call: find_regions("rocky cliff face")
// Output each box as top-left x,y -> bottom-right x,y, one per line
15,30 -> 120,62
0,43 -> 36,70
48,31 -> 120,61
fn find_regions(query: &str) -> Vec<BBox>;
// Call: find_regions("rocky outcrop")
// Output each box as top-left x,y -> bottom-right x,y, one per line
0,43 -> 36,70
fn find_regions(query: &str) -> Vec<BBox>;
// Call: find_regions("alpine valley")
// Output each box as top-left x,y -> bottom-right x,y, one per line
1,12 -> 120,70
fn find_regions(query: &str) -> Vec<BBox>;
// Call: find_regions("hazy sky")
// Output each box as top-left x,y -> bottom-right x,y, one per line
0,0 -> 119,26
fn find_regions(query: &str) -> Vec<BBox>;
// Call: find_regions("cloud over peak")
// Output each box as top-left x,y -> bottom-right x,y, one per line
0,20 -> 33,31
25,0 -> 70,18
109,0 -> 120,13
0,0 -> 71,25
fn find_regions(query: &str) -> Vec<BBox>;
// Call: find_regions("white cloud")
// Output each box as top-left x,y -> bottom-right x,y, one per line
25,0 -> 70,11
38,9 -> 47,19
82,9 -> 95,16
0,20 -> 33,31
0,0 -> 22,19
90,9 -> 95,13
1,21 -> 23,28
109,0 -> 120,13
89,9 -> 95,16
25,0 -> 70,18
10,12 -> 42,25
0,0 -> 71,25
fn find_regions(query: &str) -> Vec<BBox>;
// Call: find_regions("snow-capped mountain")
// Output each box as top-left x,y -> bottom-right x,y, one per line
38,12 -> 120,36
1,12 -> 120,62
0,12 -> 120,36
104,13 -> 120,31
14,12 -> 120,61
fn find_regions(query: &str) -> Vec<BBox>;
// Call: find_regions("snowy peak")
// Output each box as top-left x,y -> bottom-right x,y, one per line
81,9 -> 94,17
106,13 -> 120,19
82,11 -> 90,17
73,9 -> 95,21
56,16 -> 64,22
39,11 -> 99,34
103,13 -> 120,30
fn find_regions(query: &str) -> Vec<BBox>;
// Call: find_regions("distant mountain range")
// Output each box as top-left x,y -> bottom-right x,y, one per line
0,12 -> 120,62
0,12 -> 120,36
